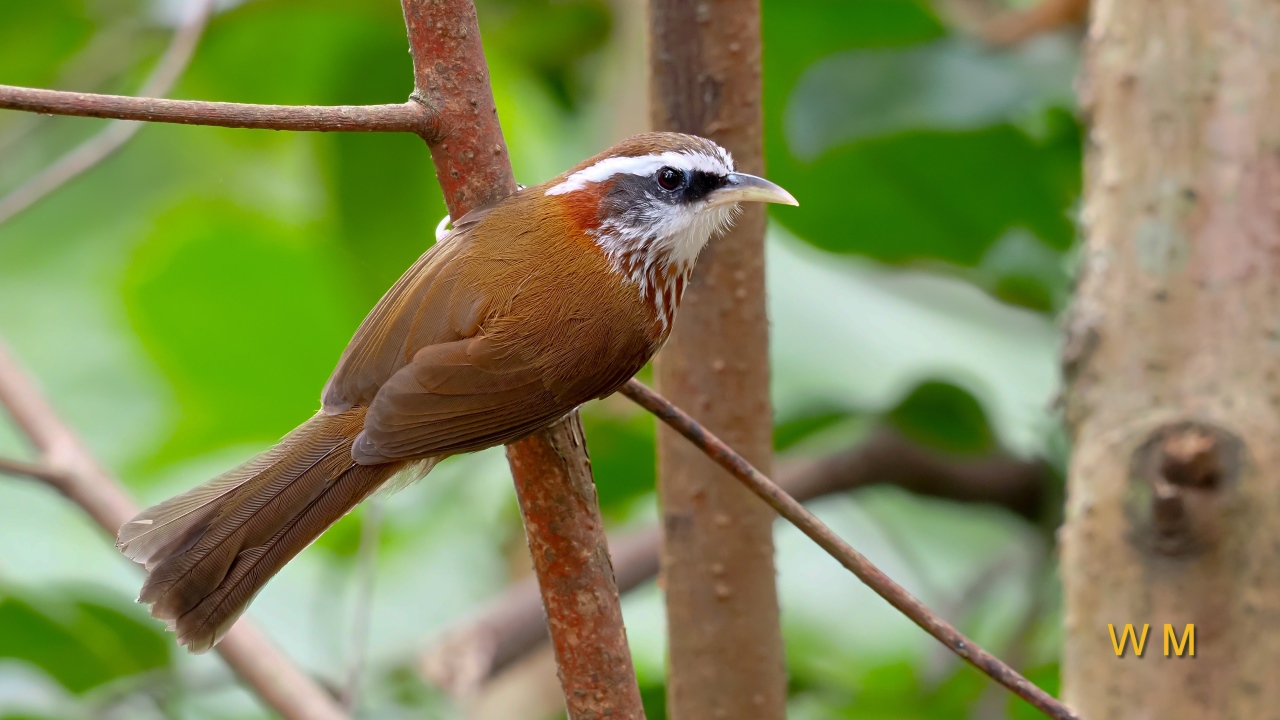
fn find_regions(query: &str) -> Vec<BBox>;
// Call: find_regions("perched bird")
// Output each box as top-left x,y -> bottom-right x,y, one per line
116,132 -> 797,652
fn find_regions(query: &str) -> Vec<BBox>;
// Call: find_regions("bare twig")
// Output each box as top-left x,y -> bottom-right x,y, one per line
421,431 -> 1048,694
0,0 -> 217,225
0,340 -> 348,720
0,85 -> 434,136
0,455 -> 66,483
341,500 -> 384,712
0,18 -> 143,156
619,379 -> 1077,720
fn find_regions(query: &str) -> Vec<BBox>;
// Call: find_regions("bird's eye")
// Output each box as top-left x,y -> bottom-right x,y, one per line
656,166 -> 685,191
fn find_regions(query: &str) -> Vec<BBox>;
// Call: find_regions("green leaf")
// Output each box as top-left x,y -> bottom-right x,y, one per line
761,0 -> 1081,309
772,125 -> 1075,267
887,380 -> 995,455
0,588 -> 170,695
784,37 -> 1074,157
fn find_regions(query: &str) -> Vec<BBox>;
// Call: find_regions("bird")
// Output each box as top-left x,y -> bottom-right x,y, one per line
116,131 -> 797,652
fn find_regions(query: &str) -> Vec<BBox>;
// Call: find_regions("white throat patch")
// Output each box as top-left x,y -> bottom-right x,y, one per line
543,145 -> 740,330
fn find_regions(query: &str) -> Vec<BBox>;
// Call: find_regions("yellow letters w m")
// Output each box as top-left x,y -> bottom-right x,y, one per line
1108,623 -> 1150,657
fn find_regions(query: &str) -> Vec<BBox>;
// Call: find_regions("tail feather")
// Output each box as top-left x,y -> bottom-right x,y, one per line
174,463 -> 393,652
117,409 -> 414,652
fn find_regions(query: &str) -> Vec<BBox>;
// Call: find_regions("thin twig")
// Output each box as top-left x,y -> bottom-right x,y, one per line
0,85 -> 434,136
421,431 -> 1048,694
0,0 -> 217,225
0,339 -> 348,720
0,456 -> 66,484
0,18 -> 143,156
619,379 -> 1078,720
341,499 -> 384,712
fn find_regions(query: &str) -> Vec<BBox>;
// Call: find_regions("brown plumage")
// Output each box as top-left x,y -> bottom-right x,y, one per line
117,132 -> 797,651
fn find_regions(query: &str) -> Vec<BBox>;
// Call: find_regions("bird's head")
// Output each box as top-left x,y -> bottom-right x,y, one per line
543,132 -> 797,283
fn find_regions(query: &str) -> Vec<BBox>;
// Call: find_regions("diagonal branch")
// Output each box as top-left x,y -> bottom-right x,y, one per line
0,340 -> 348,720
421,430 -> 1049,696
619,379 -> 1078,720
0,0 -> 218,225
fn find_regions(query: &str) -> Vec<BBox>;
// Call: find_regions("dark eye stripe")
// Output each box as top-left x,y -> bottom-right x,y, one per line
682,170 -> 728,203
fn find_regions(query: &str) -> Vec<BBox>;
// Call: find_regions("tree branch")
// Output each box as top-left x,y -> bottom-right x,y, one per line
619,379 -> 1078,720
398,2 -> 644,718
0,85 -> 435,136
504,417 -> 645,719
421,429 -> 1048,696
0,0 -> 217,225
400,0 -> 517,220
0,340 -> 348,720
0,455 -> 67,484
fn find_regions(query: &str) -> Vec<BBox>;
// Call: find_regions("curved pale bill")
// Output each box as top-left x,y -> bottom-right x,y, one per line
706,172 -> 799,207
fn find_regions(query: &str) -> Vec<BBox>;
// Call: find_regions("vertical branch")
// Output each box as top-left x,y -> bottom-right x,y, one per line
647,1 -> 786,717
400,0 -> 518,215
398,2 -> 644,717
506,417 -> 646,718
1062,0 -> 1280,716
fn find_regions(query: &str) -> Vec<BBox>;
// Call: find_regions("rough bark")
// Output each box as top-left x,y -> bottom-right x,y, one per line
506,417 -> 645,720
1062,0 -> 1280,716
647,3 -> 786,716
400,2 -> 644,717
401,0 -> 515,218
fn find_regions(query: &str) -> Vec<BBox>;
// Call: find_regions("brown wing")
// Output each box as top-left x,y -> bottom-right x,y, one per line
321,209 -> 493,413
350,334 -> 567,464
328,187 -> 659,464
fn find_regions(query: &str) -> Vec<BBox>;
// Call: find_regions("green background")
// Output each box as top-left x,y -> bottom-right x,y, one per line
0,0 -> 1076,717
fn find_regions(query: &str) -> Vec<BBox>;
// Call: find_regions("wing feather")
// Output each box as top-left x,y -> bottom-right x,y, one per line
351,336 -> 567,463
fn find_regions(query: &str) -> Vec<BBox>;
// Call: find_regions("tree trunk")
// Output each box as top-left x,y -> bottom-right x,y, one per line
648,1 -> 787,718
1062,0 -> 1280,716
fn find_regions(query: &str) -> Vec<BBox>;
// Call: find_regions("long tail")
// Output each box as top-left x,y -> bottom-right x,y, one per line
117,409 -> 422,653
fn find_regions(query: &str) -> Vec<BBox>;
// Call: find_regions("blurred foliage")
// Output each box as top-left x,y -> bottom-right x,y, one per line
0,0 -> 1076,717
888,380 -> 995,454
763,0 -> 1079,312
0,585 -> 169,694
